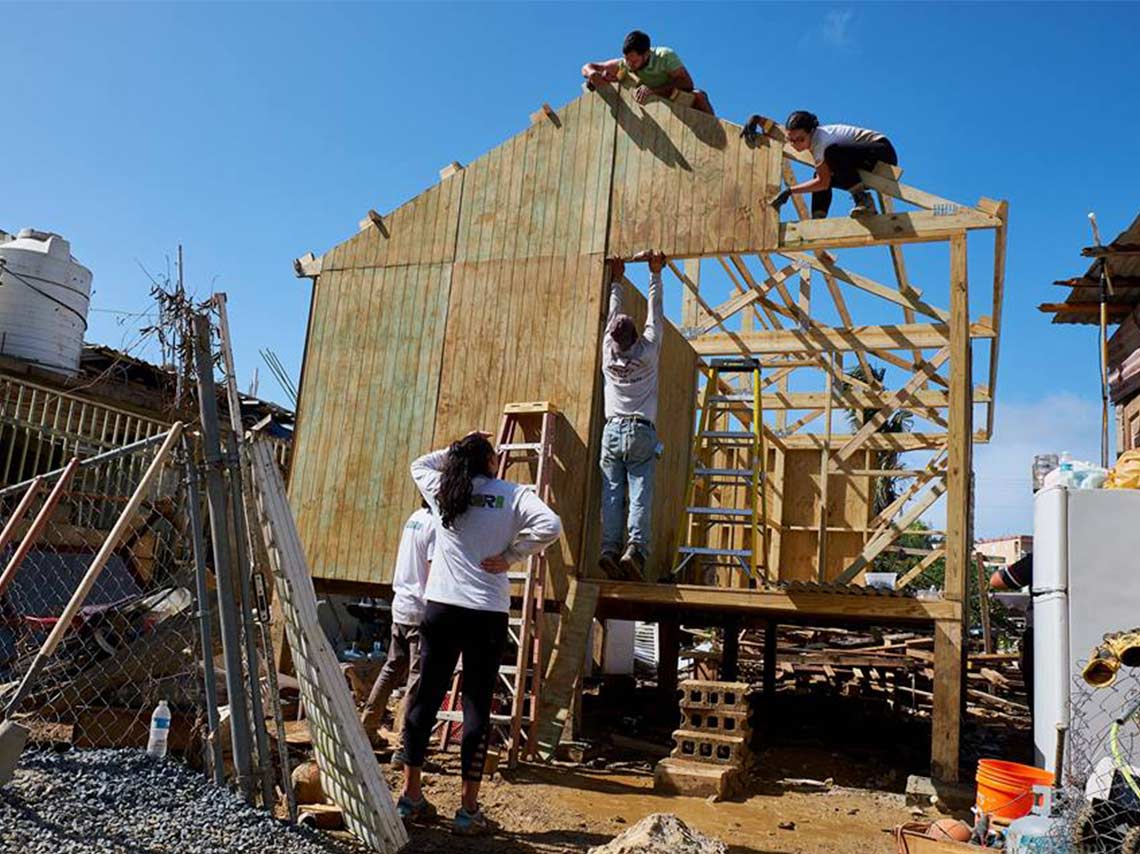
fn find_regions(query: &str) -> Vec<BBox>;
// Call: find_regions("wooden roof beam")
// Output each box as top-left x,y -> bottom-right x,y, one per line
760,386 -> 991,410
1038,302 -> 1134,318
779,251 -> 949,321
779,210 -> 997,252
691,319 -> 995,355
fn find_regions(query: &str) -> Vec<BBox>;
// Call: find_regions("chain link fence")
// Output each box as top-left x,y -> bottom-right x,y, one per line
0,435 -> 208,760
1054,659 -> 1140,852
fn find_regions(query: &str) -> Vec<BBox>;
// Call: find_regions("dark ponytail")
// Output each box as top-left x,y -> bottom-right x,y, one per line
437,434 -> 495,529
785,110 -> 819,133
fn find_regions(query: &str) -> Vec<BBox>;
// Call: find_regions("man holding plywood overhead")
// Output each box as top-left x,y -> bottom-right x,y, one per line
599,250 -> 665,580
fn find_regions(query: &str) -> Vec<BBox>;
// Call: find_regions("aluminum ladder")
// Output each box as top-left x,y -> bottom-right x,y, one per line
673,358 -> 768,582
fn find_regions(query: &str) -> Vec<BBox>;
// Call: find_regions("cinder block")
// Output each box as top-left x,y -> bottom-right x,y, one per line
679,680 -> 750,712
654,756 -> 742,799
670,729 -> 748,766
680,708 -> 751,737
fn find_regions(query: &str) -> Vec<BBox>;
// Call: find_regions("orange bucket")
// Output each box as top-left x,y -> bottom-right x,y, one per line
975,759 -> 1055,819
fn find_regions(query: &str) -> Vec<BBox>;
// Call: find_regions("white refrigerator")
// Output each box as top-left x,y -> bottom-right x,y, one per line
1032,486 -> 1140,770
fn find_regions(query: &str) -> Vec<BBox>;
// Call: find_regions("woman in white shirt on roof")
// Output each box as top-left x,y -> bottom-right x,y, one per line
766,110 -> 897,219
393,430 -> 562,836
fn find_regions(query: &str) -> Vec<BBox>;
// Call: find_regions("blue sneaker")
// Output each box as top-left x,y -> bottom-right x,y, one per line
397,794 -> 437,825
452,805 -> 493,836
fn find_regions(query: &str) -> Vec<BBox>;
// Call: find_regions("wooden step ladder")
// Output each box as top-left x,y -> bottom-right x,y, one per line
435,402 -> 557,768
673,358 -> 768,583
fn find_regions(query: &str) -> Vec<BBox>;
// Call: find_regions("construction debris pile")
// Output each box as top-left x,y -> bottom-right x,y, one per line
0,748 -> 363,854
720,626 -> 1030,729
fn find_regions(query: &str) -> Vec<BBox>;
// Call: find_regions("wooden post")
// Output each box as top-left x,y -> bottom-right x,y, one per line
976,553 -> 993,655
682,259 -> 705,329
932,232 -> 971,782
763,619 -> 778,697
657,619 -> 680,714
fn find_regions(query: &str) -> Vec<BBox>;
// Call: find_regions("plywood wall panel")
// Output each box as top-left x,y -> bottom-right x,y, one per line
290,263 -> 453,585
605,86 -> 780,258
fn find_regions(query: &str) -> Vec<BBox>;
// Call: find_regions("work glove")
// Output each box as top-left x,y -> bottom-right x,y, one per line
740,114 -> 769,141
770,188 -> 792,211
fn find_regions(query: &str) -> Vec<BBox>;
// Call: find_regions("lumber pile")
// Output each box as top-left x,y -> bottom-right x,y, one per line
696,626 -> 1030,729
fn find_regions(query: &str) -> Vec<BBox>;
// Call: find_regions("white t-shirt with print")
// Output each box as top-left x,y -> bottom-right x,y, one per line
389,507 -> 436,626
411,450 -> 562,613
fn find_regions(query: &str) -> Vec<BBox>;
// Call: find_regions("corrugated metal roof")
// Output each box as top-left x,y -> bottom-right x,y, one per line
1042,213 -> 1140,325
780,580 -> 913,598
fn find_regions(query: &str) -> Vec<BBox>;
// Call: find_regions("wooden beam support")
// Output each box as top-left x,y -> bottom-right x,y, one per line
834,348 -> 950,463
691,321 -> 993,356
783,433 -> 975,451
593,580 -> 960,623
945,234 -> 972,606
896,549 -> 946,590
439,161 -> 464,180
779,210 -> 997,252
932,619 -> 964,781
985,201 -> 1009,438
292,252 -> 323,279
780,251 -> 949,321
834,479 -> 947,584
760,386 -> 991,410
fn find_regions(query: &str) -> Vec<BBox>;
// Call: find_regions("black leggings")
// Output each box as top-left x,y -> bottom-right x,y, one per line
812,137 -> 898,217
398,601 -> 508,782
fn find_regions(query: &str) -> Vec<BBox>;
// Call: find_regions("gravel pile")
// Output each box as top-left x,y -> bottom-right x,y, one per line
0,748 -> 366,853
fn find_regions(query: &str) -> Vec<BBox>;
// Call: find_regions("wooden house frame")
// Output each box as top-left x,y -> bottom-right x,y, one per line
290,84 -> 1007,781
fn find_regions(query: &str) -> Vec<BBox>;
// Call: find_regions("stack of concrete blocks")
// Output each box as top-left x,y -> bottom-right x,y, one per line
654,679 -> 752,800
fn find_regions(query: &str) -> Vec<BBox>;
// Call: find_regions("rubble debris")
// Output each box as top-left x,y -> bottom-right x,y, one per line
587,812 -> 728,854
0,748 -> 363,853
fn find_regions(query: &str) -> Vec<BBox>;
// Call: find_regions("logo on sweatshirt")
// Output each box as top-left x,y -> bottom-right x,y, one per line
471,494 -> 505,510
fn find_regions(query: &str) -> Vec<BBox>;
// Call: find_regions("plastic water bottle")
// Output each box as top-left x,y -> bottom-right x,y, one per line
1058,451 -> 1074,488
147,700 -> 171,759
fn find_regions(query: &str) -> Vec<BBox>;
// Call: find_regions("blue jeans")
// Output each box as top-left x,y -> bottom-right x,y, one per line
600,418 -> 657,555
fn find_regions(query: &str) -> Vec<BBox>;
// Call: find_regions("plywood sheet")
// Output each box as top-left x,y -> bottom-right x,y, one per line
290,263 -> 453,584
605,86 -> 781,258
324,171 -> 465,272
455,94 -> 616,263
432,254 -> 607,598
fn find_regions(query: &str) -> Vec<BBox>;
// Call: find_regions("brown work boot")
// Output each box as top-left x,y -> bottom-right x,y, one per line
599,551 -> 622,579
619,544 -> 646,581
850,188 -> 877,217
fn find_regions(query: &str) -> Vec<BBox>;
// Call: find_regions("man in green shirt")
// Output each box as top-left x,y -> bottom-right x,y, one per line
581,30 -> 714,115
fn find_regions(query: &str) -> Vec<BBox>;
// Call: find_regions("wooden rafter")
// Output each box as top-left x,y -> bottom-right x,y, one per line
834,347 -> 950,463
692,321 -> 994,356
834,479 -> 948,585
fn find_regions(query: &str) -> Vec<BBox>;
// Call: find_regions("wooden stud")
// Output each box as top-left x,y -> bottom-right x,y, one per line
439,161 -> 464,180
932,619 -> 964,781
293,252 -> 323,279
691,322 -> 993,356
817,354 -> 834,581
360,209 -> 389,238
529,103 -> 559,126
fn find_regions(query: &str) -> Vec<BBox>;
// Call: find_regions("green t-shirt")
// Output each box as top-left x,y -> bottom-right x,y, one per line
620,46 -> 683,90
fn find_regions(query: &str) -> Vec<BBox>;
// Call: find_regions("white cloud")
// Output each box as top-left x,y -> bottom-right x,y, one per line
911,394 -> 1104,538
822,9 -> 855,48
972,393 -> 1105,538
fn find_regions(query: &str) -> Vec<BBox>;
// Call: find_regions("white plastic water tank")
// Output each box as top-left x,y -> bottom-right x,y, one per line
0,229 -> 92,376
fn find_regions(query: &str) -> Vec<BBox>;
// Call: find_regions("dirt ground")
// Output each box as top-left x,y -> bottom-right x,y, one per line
380,744 -> 929,854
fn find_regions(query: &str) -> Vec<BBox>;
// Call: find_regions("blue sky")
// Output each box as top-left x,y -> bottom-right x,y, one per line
2,2 -> 1137,536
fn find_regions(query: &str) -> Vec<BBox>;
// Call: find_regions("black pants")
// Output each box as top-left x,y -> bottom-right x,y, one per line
812,137 -> 898,218
398,601 -> 508,782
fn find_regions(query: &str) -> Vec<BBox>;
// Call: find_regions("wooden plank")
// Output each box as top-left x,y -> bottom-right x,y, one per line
691,322 -> 992,355
779,210 -> 997,252
761,387 -> 991,410
896,549 -> 945,589
593,579 -> 960,622
779,251 -> 949,322
834,348 -> 950,463
945,235 -> 971,604
535,577 -> 599,760
931,619 -> 964,782
833,480 -> 947,585
248,441 -> 407,852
